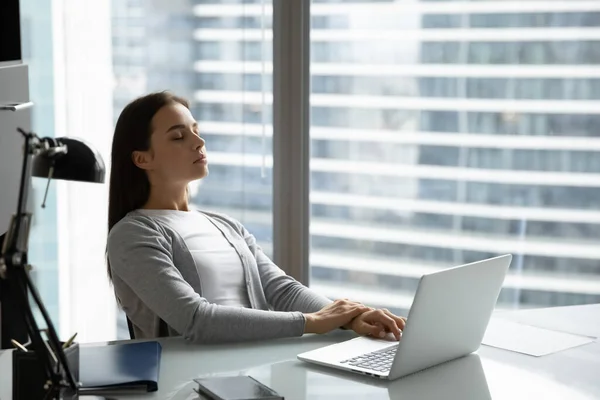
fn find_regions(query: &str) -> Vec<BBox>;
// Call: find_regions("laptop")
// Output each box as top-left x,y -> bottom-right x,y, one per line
298,254 -> 512,380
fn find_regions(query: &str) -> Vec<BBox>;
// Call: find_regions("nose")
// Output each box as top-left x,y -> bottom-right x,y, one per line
193,133 -> 205,150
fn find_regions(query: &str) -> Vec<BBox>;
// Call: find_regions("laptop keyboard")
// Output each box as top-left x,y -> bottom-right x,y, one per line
340,346 -> 398,373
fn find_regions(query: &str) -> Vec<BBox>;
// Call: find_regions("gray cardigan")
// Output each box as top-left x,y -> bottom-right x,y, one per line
107,210 -> 333,343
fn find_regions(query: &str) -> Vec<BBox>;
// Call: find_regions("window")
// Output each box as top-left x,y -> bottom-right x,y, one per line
196,41 -> 271,61
420,42 -> 600,65
19,0 -> 273,342
21,0 -> 600,344
19,0 -> 60,330
16,0 -> 120,343
424,12 -> 600,29
308,2 -> 600,314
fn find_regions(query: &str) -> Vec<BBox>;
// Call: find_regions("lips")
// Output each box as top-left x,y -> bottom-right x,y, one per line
194,154 -> 207,164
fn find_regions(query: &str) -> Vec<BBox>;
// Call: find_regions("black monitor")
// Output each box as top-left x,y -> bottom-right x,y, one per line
0,0 -> 22,63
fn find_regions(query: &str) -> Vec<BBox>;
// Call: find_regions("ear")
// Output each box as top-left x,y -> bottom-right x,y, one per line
132,150 -> 153,171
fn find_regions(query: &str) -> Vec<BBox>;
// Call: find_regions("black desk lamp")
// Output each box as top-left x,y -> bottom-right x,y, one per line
0,127 -> 105,398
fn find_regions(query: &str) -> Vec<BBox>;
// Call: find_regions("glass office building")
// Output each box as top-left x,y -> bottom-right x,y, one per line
110,0 -> 600,333
305,1 -> 600,314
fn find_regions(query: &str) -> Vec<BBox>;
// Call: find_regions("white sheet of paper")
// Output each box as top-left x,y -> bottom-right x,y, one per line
482,318 -> 596,357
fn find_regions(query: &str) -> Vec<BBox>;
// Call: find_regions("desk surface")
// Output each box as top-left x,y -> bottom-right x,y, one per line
1,304 -> 599,400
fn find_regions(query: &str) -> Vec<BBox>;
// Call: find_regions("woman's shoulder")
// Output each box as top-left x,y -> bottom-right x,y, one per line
108,211 -> 169,245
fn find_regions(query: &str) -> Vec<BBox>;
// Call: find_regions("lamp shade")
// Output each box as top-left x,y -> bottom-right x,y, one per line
32,137 -> 105,183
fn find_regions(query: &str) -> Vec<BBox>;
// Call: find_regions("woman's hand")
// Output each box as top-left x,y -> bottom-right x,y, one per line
304,299 -> 370,334
349,308 -> 406,341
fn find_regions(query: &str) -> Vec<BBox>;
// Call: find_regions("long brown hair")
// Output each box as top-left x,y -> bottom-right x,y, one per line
107,91 -> 189,280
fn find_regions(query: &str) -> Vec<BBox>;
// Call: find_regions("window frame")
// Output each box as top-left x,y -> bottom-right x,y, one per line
272,0 -> 311,284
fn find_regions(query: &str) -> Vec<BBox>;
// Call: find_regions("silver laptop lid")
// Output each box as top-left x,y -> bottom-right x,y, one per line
389,254 -> 512,379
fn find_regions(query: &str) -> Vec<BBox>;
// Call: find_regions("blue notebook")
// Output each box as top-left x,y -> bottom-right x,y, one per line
78,341 -> 162,395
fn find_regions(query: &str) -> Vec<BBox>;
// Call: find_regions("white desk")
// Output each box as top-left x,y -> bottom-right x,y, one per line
1,304 -> 598,399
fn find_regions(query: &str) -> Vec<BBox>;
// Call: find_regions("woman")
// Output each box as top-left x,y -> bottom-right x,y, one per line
107,91 -> 406,343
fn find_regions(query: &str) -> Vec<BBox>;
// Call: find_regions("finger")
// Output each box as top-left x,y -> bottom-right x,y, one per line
369,324 -> 387,339
343,306 -> 368,328
332,306 -> 363,330
375,311 -> 401,340
382,309 -> 406,331
378,309 -> 405,331
368,322 -> 398,341
357,321 -> 386,338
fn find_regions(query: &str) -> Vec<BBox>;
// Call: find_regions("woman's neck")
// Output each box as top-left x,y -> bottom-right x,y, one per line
142,183 -> 189,211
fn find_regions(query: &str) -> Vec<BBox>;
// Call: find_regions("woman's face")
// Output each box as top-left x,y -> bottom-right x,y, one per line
134,102 -> 208,184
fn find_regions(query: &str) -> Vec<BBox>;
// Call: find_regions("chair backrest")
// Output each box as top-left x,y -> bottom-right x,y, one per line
126,317 -> 135,339
126,316 -> 171,340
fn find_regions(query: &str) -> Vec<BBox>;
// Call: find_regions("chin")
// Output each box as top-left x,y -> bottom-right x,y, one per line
193,166 -> 209,180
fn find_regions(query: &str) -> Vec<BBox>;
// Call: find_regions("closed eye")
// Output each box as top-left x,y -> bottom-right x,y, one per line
171,127 -> 200,141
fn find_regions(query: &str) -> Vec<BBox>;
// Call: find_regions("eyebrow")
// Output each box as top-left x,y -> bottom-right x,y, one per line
165,122 -> 199,134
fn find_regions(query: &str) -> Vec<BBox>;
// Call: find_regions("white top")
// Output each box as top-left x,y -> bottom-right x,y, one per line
137,209 -> 251,308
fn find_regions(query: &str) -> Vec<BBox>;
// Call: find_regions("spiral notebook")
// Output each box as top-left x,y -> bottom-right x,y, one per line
77,341 -> 162,395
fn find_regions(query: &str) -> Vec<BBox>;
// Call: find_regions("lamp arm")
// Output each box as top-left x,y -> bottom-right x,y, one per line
0,128 -> 78,398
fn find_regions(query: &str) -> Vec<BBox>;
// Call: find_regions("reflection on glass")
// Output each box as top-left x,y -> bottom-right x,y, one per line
299,354 -> 490,400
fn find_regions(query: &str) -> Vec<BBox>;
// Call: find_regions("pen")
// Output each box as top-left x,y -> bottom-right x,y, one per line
11,339 -> 28,352
63,332 -> 78,349
43,340 -> 58,364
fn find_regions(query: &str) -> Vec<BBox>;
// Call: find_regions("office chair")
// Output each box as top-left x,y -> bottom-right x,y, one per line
126,315 -> 170,340
126,317 -> 135,339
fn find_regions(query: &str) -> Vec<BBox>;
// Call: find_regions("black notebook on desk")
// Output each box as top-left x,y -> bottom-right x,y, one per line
78,341 -> 162,395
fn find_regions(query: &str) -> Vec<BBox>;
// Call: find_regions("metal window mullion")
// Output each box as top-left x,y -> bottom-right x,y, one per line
272,0 -> 311,284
